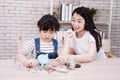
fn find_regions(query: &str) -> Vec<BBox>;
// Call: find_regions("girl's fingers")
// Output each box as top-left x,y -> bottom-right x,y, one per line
25,59 -> 37,68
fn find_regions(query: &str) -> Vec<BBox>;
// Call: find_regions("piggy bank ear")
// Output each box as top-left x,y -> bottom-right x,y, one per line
46,54 -> 49,57
37,55 -> 46,66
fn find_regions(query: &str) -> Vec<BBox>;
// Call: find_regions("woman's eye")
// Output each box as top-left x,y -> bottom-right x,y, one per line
78,21 -> 81,23
72,20 -> 75,22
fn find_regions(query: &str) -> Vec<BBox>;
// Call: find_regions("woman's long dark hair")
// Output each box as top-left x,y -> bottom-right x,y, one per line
72,7 -> 102,52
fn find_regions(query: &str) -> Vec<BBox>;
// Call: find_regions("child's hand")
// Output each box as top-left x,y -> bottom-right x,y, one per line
24,59 -> 38,68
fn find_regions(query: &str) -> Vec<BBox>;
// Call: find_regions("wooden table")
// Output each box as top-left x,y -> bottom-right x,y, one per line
0,58 -> 120,80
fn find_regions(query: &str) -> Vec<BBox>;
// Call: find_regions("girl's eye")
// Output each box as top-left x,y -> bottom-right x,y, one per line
50,31 -> 54,34
43,31 -> 47,33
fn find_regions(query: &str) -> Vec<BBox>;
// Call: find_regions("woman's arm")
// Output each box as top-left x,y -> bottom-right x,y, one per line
70,41 -> 96,63
56,41 -> 96,64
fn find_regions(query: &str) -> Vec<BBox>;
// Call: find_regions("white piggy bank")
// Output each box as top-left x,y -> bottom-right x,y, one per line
37,54 -> 49,66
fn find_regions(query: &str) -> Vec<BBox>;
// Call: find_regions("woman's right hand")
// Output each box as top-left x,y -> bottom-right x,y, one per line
64,29 -> 73,45
55,55 -> 69,64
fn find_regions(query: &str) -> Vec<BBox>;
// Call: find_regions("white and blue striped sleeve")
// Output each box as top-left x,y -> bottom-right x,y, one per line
22,39 -> 35,55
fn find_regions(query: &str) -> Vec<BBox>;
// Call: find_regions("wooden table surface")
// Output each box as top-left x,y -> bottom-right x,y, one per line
0,58 -> 120,80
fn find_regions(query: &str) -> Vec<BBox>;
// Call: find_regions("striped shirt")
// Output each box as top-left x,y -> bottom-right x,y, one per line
22,38 -> 55,58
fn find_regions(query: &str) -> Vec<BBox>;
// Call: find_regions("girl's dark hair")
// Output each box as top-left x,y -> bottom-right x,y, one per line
72,7 -> 102,52
37,14 -> 61,31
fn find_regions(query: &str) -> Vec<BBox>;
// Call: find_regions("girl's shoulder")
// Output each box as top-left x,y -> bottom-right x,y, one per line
24,38 -> 39,46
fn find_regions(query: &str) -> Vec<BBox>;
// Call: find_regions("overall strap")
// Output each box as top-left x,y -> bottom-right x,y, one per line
52,39 -> 58,53
34,38 -> 40,59
35,38 -> 58,59
48,39 -> 58,59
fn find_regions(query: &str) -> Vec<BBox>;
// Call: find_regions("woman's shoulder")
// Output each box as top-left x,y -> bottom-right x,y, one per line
85,31 -> 95,41
84,31 -> 92,38
85,31 -> 91,35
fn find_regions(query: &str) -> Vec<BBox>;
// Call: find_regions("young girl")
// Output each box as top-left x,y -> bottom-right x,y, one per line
56,7 -> 107,64
16,14 -> 61,68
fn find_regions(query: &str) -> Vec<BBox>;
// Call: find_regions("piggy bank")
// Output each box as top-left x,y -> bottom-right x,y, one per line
37,54 -> 49,66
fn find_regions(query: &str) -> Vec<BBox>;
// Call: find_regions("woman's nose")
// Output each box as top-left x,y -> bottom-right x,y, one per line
74,21 -> 78,27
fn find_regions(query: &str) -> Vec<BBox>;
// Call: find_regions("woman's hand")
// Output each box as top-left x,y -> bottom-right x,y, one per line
62,30 -> 73,54
64,29 -> 73,45
55,55 -> 68,64
24,59 -> 38,68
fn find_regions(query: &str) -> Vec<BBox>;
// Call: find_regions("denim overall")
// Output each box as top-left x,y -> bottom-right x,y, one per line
34,38 -> 58,59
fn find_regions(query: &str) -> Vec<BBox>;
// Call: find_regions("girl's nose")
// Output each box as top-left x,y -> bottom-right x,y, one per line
46,33 -> 50,36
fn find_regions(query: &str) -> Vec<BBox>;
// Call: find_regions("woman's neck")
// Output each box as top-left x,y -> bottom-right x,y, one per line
76,30 -> 85,38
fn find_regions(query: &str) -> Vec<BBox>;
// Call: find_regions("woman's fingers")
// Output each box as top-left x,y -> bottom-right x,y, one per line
55,56 -> 66,64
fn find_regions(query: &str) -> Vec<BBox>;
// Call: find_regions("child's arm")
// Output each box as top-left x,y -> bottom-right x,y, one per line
16,52 -> 38,68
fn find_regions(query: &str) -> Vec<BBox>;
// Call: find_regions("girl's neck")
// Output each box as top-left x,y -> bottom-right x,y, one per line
76,30 -> 85,38
40,36 -> 52,43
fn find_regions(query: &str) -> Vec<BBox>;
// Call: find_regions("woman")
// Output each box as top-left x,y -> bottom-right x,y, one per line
56,7 -> 107,64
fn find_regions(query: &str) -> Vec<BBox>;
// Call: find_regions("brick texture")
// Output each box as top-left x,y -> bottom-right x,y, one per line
0,0 -> 120,59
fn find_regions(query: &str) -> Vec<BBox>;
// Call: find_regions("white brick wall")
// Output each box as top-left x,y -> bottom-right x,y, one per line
0,0 -> 120,59
0,0 -> 74,59
0,0 -> 51,59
